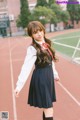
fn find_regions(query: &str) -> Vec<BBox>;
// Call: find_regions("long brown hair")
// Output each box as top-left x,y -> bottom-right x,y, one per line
27,21 -> 58,62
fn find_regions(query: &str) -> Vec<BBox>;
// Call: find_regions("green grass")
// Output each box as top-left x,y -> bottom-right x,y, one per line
51,31 -> 80,39
51,30 -> 80,58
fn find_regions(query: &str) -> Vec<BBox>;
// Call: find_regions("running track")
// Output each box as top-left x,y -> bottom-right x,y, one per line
0,29 -> 80,120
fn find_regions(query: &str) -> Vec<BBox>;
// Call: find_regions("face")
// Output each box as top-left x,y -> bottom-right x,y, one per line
32,30 -> 44,42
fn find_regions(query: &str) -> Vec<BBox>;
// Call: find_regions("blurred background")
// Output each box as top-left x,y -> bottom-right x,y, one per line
0,0 -> 80,37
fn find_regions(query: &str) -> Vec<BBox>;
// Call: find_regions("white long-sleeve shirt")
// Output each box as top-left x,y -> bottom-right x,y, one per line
15,45 -> 59,92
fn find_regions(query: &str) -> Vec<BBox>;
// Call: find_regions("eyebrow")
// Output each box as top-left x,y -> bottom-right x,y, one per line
32,28 -> 42,33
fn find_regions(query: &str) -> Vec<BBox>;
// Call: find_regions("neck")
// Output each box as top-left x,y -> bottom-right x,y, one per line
34,39 -> 45,45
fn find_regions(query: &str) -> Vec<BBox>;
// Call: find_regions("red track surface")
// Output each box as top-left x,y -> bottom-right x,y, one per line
0,29 -> 80,120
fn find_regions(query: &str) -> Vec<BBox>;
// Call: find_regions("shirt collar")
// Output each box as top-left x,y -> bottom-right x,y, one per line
34,39 -> 45,45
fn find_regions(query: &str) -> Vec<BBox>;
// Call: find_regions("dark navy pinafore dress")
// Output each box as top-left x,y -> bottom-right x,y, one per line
28,47 -> 56,108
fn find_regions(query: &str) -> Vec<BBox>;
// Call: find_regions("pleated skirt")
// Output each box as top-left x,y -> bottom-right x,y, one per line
28,64 -> 56,108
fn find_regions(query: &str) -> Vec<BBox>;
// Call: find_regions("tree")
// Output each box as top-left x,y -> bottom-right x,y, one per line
16,15 -> 21,27
17,0 -> 30,28
48,0 -> 55,7
67,0 -> 80,25
36,0 -> 48,7
50,4 -> 62,23
51,4 -> 70,23
28,6 -> 56,25
61,11 -> 70,23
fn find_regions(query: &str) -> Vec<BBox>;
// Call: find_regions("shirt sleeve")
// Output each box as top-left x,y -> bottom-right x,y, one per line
52,61 -> 59,79
15,45 -> 37,92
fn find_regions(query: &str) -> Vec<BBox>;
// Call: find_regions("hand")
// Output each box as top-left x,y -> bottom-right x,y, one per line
14,89 -> 20,97
54,76 -> 60,82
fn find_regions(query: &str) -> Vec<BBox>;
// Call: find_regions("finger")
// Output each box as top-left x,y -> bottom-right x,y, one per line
15,93 -> 19,97
14,91 -> 19,97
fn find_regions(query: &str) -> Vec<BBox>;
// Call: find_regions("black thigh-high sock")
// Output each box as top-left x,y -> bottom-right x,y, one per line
43,112 -> 45,120
45,117 -> 53,120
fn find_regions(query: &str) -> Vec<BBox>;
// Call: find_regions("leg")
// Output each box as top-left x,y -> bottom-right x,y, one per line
43,111 -> 45,120
43,107 -> 53,120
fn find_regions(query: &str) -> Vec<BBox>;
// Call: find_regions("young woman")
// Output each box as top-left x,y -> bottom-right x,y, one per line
14,21 -> 60,120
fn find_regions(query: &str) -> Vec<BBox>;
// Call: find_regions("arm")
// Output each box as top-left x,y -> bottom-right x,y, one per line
52,61 -> 60,81
15,46 -> 37,94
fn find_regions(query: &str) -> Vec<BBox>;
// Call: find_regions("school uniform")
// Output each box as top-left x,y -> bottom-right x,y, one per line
15,40 -> 59,108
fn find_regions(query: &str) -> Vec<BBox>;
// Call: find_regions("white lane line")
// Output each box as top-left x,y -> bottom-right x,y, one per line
58,82 -> 80,106
8,39 -> 17,120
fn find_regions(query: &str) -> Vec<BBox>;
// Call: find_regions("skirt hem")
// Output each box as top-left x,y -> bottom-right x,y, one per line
28,100 -> 56,108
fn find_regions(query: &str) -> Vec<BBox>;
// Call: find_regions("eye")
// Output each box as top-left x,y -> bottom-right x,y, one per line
33,31 -> 37,34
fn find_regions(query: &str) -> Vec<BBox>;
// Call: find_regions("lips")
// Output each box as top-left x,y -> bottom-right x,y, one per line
38,36 -> 42,39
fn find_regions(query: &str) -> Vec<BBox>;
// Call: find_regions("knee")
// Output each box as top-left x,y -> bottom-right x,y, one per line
43,107 -> 53,117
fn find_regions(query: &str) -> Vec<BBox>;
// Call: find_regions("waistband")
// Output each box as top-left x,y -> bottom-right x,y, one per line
35,63 -> 52,69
